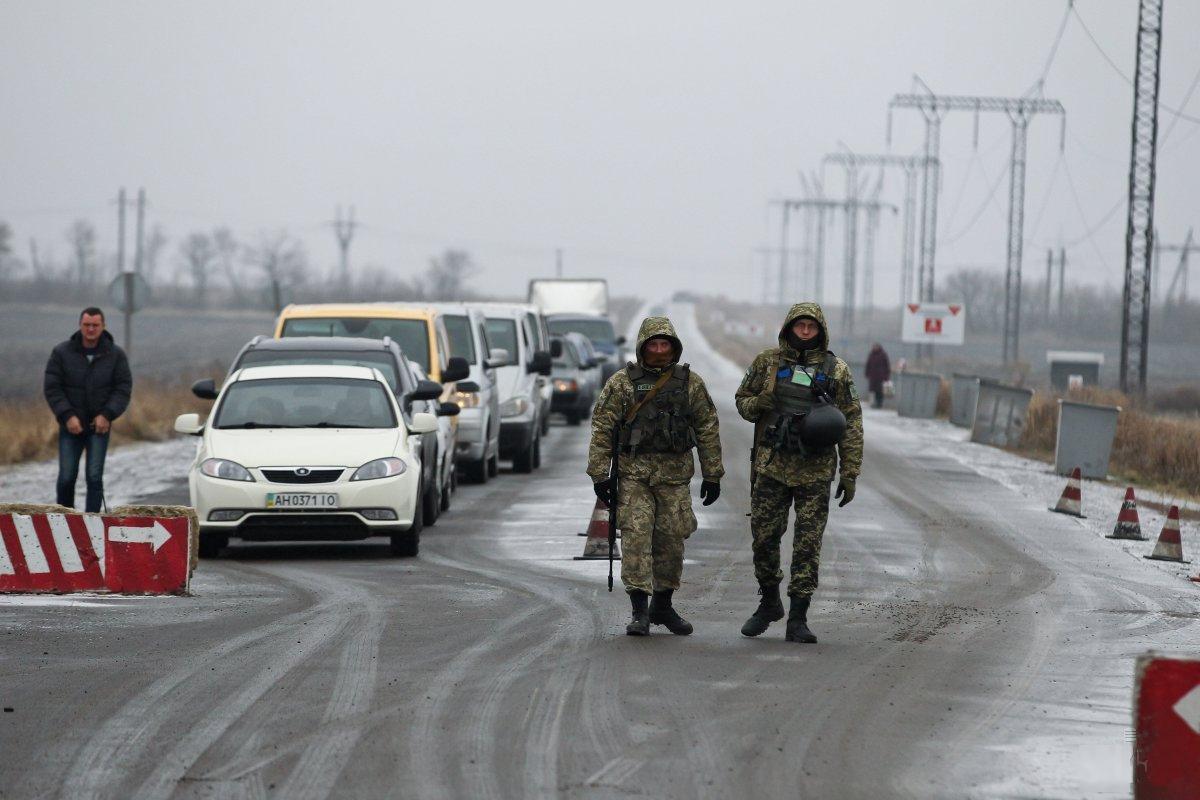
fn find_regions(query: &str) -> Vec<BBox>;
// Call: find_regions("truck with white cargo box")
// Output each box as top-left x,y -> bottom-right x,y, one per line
528,279 -> 608,317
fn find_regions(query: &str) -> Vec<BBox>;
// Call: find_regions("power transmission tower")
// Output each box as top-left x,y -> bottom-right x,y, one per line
333,205 -> 357,283
1159,229 -> 1198,304
824,152 -> 934,306
861,172 -> 885,317
890,91 -> 1064,364
1120,0 -> 1164,394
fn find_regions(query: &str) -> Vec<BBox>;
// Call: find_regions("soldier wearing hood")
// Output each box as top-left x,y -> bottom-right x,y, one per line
588,316 -> 724,636
734,302 -> 863,643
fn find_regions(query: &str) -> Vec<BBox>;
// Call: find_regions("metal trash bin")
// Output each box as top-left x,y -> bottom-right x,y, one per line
1055,399 -> 1121,478
950,374 -> 981,428
971,381 -> 1034,447
896,372 -> 941,419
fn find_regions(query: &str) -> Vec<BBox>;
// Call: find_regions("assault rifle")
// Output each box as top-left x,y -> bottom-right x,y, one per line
607,422 -> 620,591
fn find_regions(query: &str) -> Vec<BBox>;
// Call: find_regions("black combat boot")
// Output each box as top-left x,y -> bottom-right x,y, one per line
626,590 -> 650,636
740,584 -> 785,637
648,589 -> 693,635
784,595 -> 817,643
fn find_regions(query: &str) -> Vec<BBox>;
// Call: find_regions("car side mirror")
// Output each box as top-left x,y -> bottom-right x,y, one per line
615,336 -> 627,346
550,340 -> 564,358
588,358 -> 603,369
455,380 -> 480,393
485,348 -> 512,369
530,350 -> 553,376
409,411 -> 439,435
174,413 -> 203,436
410,379 -> 444,402
191,378 -> 218,400
443,356 -> 470,383
437,401 -> 461,417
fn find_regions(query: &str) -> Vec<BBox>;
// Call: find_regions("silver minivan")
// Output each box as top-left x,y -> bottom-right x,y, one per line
430,303 -> 505,484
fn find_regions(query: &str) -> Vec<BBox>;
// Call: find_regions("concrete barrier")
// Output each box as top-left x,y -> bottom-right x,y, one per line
1055,399 -> 1121,479
949,374 -> 981,428
0,504 -> 194,595
896,371 -> 941,419
970,381 -> 1034,447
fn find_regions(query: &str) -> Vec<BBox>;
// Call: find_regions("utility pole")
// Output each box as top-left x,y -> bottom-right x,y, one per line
778,203 -> 791,300
861,172 -> 885,317
890,91 -> 1065,364
116,187 -> 127,276
333,205 -> 357,284
555,247 -> 563,278
1120,0 -> 1164,394
1058,247 -> 1066,318
133,188 -> 146,275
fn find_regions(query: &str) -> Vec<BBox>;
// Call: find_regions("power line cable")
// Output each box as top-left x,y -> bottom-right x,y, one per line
1060,155 -> 1115,274
1028,0 -> 1074,94
938,159 -> 1010,247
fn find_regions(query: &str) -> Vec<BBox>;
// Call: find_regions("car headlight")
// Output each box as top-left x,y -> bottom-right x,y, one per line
500,397 -> 529,418
554,379 -> 578,392
350,457 -> 407,481
454,390 -> 480,409
200,458 -> 254,482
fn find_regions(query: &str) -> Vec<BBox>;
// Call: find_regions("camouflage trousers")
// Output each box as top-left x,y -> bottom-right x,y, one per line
750,474 -> 832,598
617,478 -> 697,595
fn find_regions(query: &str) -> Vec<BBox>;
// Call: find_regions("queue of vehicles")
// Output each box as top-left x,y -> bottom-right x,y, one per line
176,284 -> 625,559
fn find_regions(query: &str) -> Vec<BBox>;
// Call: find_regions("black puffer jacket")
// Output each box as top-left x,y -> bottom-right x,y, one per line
44,330 -> 133,425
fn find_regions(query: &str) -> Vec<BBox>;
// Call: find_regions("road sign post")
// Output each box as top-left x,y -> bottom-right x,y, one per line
1134,653 -> 1200,798
107,271 -> 151,355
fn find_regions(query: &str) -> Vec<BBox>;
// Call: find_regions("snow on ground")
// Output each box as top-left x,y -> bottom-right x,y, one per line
873,407 -> 1200,587
0,436 -> 197,509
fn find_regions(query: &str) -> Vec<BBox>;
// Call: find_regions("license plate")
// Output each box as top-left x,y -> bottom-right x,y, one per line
266,492 -> 338,510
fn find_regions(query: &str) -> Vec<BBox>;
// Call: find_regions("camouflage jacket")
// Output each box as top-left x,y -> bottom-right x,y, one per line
588,316 -> 724,486
734,301 -> 863,486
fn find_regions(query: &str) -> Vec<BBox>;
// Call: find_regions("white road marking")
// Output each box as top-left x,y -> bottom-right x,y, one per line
83,516 -> 106,576
108,522 -> 170,552
1174,685 -> 1200,736
0,525 -> 13,575
12,515 -> 50,573
46,514 -> 85,573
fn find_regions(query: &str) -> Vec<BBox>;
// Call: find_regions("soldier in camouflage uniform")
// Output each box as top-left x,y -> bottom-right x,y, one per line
588,316 -> 724,636
735,302 -> 863,643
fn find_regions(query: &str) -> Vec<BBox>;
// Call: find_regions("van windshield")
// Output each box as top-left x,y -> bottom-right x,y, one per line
484,318 -> 519,360
547,318 -> 616,345
237,350 -> 401,391
214,377 -> 396,429
442,315 -> 476,363
281,317 -> 430,372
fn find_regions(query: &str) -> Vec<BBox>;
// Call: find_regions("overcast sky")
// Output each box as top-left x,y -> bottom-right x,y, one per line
2,1 -> 1198,306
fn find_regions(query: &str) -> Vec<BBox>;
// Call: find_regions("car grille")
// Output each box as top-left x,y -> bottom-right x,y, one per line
260,468 -> 344,484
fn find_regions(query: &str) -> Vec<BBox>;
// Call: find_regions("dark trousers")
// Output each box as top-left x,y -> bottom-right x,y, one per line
56,428 -> 109,512
872,389 -> 884,409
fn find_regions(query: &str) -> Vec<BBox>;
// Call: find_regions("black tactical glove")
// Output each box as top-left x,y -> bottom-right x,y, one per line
593,478 -> 615,507
700,480 -> 721,506
835,476 -> 856,507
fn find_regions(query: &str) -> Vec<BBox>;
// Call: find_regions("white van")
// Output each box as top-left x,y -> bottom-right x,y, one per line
468,303 -> 552,473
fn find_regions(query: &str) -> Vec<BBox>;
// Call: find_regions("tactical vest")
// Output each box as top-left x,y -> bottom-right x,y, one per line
759,351 -> 838,455
619,363 -> 696,455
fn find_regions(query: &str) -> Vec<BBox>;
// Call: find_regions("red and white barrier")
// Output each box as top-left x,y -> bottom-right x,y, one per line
0,513 -> 192,595
1135,654 -> 1200,799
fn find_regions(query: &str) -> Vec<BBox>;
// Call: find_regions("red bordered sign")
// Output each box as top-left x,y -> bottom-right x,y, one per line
1135,653 -> 1200,799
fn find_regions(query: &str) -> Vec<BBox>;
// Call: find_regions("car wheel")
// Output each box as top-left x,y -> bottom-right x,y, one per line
465,457 -> 488,484
540,411 -> 550,435
198,534 -> 228,559
513,438 -> 535,474
422,474 -> 441,526
390,530 -> 419,557
440,479 -> 451,512
488,451 -> 499,478
532,434 -> 542,469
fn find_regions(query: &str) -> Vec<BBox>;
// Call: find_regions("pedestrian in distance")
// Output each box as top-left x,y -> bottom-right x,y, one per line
588,316 -> 724,636
864,342 -> 891,409
735,302 -> 863,643
43,307 -> 132,512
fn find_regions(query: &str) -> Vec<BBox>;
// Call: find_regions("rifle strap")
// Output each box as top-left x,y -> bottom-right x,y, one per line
623,369 -> 674,423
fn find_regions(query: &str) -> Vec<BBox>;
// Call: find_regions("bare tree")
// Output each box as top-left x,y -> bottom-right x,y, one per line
212,227 -> 242,294
178,232 -> 217,307
424,249 -> 478,300
65,219 -> 97,286
246,230 -> 308,312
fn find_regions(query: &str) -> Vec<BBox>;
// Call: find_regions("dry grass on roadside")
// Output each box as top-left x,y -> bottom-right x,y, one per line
1020,387 -> 1200,500
0,379 -> 216,467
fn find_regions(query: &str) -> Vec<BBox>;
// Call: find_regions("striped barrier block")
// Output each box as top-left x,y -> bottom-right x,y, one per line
0,512 -> 192,595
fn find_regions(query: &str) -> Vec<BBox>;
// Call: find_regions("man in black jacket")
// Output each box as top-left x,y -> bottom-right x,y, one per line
43,307 -> 133,512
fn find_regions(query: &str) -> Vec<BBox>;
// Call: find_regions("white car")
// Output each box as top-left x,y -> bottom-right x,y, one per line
175,364 -> 438,558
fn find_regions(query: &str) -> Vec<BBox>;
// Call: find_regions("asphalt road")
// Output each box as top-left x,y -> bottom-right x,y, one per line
3,302 -> 1198,799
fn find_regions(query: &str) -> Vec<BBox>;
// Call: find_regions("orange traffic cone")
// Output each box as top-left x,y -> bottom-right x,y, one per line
1049,467 -> 1086,518
1107,487 -> 1146,541
574,498 -> 621,561
1144,505 -> 1189,564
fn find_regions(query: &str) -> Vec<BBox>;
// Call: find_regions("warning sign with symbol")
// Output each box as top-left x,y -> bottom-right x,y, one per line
1135,654 -> 1200,798
902,303 -> 966,345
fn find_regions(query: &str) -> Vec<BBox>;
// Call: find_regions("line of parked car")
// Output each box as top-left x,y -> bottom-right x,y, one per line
175,300 -> 626,559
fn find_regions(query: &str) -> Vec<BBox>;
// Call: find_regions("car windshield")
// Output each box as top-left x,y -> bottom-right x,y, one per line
442,314 -> 476,362
214,377 -> 396,429
280,317 -> 430,372
485,318 -> 518,359
237,350 -> 400,391
547,318 -> 615,344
